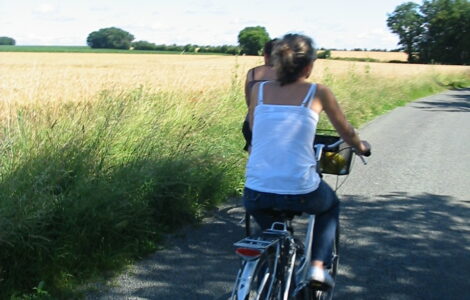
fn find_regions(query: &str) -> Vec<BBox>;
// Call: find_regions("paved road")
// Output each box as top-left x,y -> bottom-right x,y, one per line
87,88 -> 470,300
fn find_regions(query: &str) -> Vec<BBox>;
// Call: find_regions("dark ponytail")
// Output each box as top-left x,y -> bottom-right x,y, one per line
272,34 -> 316,85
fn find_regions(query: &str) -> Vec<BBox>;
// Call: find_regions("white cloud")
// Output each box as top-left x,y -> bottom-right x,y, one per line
354,28 -> 399,49
186,0 -> 228,15
34,3 -> 58,15
90,5 -> 110,12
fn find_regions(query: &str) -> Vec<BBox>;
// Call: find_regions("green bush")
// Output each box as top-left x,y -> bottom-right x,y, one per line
132,40 -> 157,51
317,49 -> 331,59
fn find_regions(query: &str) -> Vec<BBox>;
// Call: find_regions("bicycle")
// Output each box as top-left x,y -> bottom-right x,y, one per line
231,134 -> 369,300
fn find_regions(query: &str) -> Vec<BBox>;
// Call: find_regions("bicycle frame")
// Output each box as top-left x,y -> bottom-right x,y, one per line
293,214 -> 316,296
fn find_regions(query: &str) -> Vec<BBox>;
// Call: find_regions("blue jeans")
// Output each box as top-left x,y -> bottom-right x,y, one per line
243,180 -> 339,265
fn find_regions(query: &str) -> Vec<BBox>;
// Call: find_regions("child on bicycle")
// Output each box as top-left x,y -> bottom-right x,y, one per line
244,33 -> 370,289
242,39 -> 277,152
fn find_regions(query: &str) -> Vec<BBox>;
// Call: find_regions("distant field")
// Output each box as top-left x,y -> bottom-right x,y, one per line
1,46 -> 407,62
0,45 -> 222,55
331,50 -> 408,62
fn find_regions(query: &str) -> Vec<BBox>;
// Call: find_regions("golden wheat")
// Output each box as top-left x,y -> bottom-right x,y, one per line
1,52 -> 468,107
330,50 -> 408,62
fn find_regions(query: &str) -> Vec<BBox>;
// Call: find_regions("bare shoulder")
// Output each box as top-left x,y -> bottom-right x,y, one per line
316,84 -> 338,103
245,67 -> 255,79
315,83 -> 333,98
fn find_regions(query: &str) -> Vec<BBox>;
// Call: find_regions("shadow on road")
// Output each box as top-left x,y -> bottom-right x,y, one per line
88,192 -> 470,300
411,88 -> 470,112
87,202 -> 245,300
335,192 -> 470,300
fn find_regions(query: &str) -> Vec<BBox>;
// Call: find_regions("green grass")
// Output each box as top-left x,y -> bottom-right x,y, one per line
0,85 -> 246,298
316,68 -> 470,129
0,45 -> 227,55
0,67 -> 469,299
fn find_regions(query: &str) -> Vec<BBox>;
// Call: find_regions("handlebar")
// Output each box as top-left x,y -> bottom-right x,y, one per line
314,138 -> 371,165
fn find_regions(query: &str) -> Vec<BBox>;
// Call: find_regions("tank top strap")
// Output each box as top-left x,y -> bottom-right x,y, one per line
300,84 -> 317,107
257,81 -> 269,105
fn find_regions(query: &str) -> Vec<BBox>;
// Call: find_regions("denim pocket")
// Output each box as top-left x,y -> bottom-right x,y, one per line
243,188 -> 263,214
243,187 -> 261,203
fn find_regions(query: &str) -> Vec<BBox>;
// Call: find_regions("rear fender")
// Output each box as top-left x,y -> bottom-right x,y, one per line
236,259 -> 260,299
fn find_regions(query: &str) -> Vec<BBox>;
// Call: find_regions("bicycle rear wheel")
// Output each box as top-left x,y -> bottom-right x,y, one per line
233,249 -> 279,300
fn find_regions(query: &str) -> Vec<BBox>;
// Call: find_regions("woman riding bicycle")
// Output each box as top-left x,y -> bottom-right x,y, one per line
244,33 -> 370,289
242,39 -> 277,152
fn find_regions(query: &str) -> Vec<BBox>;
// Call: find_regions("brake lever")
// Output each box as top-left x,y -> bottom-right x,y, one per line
358,155 -> 367,165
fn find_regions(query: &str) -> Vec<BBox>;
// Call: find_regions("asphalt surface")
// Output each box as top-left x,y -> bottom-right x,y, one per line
87,88 -> 470,300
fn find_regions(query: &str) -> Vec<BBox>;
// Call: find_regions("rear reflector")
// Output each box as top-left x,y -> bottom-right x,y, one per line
235,248 -> 262,257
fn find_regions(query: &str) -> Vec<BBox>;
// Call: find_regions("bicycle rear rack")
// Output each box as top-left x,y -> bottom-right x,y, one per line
234,221 -> 291,250
234,235 -> 278,251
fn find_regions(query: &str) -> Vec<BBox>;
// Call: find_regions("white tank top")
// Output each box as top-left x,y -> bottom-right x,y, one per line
245,82 -> 320,194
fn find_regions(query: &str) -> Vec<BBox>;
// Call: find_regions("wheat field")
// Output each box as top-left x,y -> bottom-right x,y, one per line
1,52 -> 468,107
330,50 -> 408,62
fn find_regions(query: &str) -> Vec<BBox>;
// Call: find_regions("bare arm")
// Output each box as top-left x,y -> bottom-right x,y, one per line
316,84 -> 369,154
244,68 -> 254,107
248,82 -> 261,131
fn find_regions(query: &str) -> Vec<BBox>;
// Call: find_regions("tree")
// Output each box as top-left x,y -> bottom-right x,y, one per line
419,0 -> 470,64
238,26 -> 270,55
0,36 -> 15,45
86,27 -> 135,50
387,0 -> 470,65
387,2 -> 424,62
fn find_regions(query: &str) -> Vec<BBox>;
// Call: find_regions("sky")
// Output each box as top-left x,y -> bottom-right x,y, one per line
0,0 -> 421,50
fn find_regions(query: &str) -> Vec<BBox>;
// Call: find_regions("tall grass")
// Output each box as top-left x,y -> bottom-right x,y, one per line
0,63 -> 469,298
0,85 -> 246,298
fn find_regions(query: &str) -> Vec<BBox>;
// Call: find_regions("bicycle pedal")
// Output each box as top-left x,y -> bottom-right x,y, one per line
294,238 -> 304,252
310,280 -> 332,292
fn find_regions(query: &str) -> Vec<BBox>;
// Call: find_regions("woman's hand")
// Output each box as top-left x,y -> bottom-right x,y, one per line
358,140 -> 371,157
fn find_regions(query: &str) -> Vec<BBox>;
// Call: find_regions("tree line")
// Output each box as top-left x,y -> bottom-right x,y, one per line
387,0 -> 470,65
85,26 -> 270,55
86,27 -> 242,54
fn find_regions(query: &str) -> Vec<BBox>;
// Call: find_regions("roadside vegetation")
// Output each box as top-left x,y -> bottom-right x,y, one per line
0,52 -> 469,298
